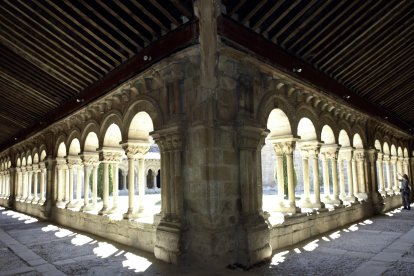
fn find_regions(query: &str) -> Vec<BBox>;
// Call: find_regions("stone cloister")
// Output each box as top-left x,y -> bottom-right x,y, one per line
0,6 -> 413,268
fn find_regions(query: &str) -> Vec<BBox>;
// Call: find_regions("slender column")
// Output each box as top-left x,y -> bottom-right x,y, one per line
0,172 -> 3,198
272,143 -> 285,210
39,163 -> 46,204
377,153 -> 385,194
32,166 -> 39,202
331,154 -> 341,204
91,164 -> 98,207
392,156 -> 400,193
310,147 -> 323,208
282,140 -> 300,214
66,163 -> 74,208
357,152 -> 367,197
403,157 -> 410,176
300,149 -> 311,207
112,163 -> 119,211
76,164 -> 83,206
123,172 -> 127,190
351,158 -> 358,196
397,157 -> 404,177
384,156 -> 392,194
56,159 -> 66,208
346,158 -> 357,202
338,158 -> 346,201
15,168 -> 21,200
138,157 -> 146,211
124,153 -> 137,218
64,165 -> 69,203
100,162 -> 109,213
320,153 -> 330,201
21,167 -> 27,201
5,173 -> 9,198
82,165 -> 91,210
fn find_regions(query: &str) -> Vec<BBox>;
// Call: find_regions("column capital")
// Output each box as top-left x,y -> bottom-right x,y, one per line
237,124 -> 269,150
121,142 -> 151,159
80,152 -> 100,167
390,155 -> 398,163
383,154 -> 390,162
32,164 -> 39,172
152,125 -> 185,152
365,149 -> 378,163
339,146 -> 354,161
298,140 -> 321,156
354,149 -> 365,161
320,144 -> 339,160
99,147 -> 124,163
267,135 -> 298,155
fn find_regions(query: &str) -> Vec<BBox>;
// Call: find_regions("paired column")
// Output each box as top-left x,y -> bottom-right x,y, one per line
55,158 -> 67,208
31,164 -> 39,203
66,156 -> 82,208
376,153 -> 386,195
98,148 -> 123,215
122,142 -> 150,219
21,167 -> 27,202
271,142 -> 285,211
320,144 -> 341,205
383,155 -> 392,195
38,162 -> 46,204
391,156 -> 399,193
80,152 -> 99,212
354,150 -> 367,201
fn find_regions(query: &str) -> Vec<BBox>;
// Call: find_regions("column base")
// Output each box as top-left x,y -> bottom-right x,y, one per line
356,193 -> 368,201
66,201 -> 78,209
154,219 -> 183,264
38,199 -> 46,205
98,207 -> 111,215
81,204 -> 96,212
25,197 -> 33,203
236,214 -> 272,267
31,197 -> 39,204
74,200 -> 84,208
345,196 -> 359,204
106,207 -> 118,214
123,210 -> 140,220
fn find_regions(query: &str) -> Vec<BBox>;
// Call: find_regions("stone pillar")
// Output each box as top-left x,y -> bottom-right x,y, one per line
271,142 -> 285,211
44,157 -> 56,213
76,163 -> 83,206
91,163 -> 99,208
98,148 -> 124,215
122,171 -> 127,190
80,152 -> 99,212
377,153 -> 385,195
39,163 -> 46,204
342,147 -> 357,203
21,167 -> 27,202
122,143 -> 149,219
152,126 -> 186,264
338,157 -> 346,201
299,148 -> 311,207
310,146 -> 323,209
351,157 -> 359,197
32,165 -> 39,203
384,155 -> 392,195
138,157 -> 146,211
320,152 -> 330,202
0,172 -> 3,198
66,156 -> 81,208
55,158 -> 66,208
15,168 -> 21,201
284,140 -> 300,214
397,157 -> 404,177
391,156 -> 399,193
366,149 -> 384,213
355,150 -> 367,201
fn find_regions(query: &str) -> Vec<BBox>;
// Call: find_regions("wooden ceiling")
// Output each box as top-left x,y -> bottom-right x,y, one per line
222,0 -> 414,133
0,0 -> 413,151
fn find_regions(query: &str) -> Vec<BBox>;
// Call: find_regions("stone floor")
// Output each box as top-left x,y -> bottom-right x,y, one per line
1,204 -> 414,275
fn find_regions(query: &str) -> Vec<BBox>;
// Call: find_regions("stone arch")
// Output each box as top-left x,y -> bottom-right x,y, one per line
33,152 -> 39,164
390,144 -> 397,156
352,133 -> 364,149
66,128 -> 82,149
397,147 -> 403,157
99,111 -> 123,146
16,157 -> 21,167
337,121 -> 352,139
351,125 -> 367,148
338,130 -> 351,147
126,111 -> 154,141
68,138 -> 81,155
39,144 -> 47,161
26,152 -> 33,165
54,134 -> 68,157
22,156 -> 27,166
404,148 -> 409,158
56,142 -> 67,158
102,123 -> 123,148
295,104 -> 320,136
257,93 -> 296,131
297,117 -> 317,141
80,121 -> 100,152
122,97 -> 164,139
374,140 -> 382,152
383,142 -> 390,155
321,125 -> 336,144
266,108 -> 292,137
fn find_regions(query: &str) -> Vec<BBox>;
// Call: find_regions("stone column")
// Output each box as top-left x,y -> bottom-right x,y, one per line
25,166 -> 33,202
98,148 -> 124,215
299,147 -> 311,207
319,152 -> 330,202
55,158 -> 66,208
283,140 -> 300,214
39,163 -> 46,204
342,147 -> 357,203
377,153 -> 385,195
351,157 -> 359,197
66,156 -> 81,208
15,168 -> 21,201
138,157 -> 146,211
310,146 -> 324,209
338,157 -> 346,201
391,156 -> 399,193
397,157 -> 404,178
32,165 -> 39,203
122,143 -> 149,219
355,150 -> 367,201
76,163 -> 83,206
21,167 -> 27,202
384,155 -> 392,195
122,171 -> 127,190
0,172 -> 3,198
112,163 -> 120,212
91,163 -> 99,209
80,152 -> 99,212
271,142 -> 285,211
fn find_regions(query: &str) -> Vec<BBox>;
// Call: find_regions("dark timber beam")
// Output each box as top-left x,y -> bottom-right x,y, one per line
0,20 -> 199,152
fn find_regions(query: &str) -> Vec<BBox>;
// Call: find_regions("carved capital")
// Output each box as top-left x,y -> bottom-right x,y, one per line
366,149 -> 378,163
237,125 -> 269,150
122,142 -> 151,159
80,152 -> 100,167
152,124 -> 185,152
99,147 -> 124,163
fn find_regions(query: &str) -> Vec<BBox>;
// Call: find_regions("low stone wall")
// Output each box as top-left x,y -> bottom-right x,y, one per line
269,195 -> 402,251
51,208 -> 156,253
14,201 -> 49,220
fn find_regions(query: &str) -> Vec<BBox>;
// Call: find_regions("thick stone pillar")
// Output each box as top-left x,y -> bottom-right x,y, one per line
44,157 -> 56,214
98,148 -> 123,215
122,143 -> 149,219
366,149 -> 384,213
80,152 -> 99,212
152,126 -> 185,264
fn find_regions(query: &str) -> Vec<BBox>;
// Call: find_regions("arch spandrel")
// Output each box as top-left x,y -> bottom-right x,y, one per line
66,128 -> 82,149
